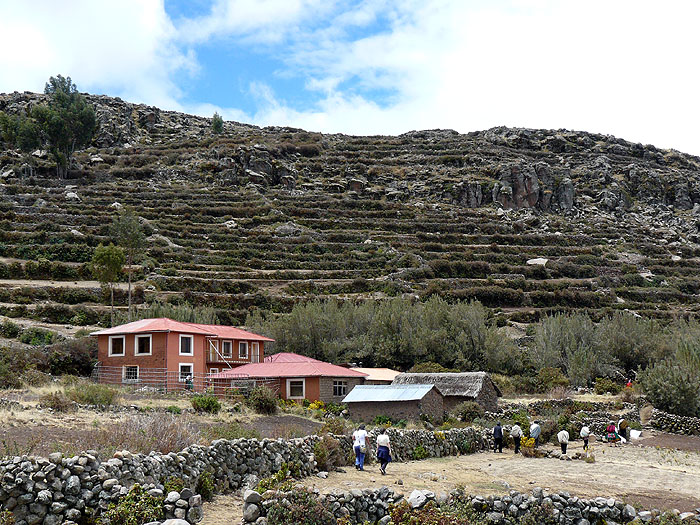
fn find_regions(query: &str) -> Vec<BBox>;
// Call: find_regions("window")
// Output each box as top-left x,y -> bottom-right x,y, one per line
209,368 -> 219,375
239,342 -> 248,359
287,379 -> 305,399
179,363 -> 193,381
108,336 -> 125,356
251,342 -> 259,361
179,335 -> 193,355
135,334 -> 151,355
222,341 -> 232,358
123,366 -> 139,382
333,380 -> 348,397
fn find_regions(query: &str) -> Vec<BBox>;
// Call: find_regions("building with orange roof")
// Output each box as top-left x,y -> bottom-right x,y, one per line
90,318 -> 274,393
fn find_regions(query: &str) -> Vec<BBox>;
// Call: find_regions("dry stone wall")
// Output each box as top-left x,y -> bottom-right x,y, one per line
0,427 -> 490,525
649,409 -> 700,435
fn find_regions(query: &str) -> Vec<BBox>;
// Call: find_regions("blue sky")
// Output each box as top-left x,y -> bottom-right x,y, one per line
1,1 -> 700,155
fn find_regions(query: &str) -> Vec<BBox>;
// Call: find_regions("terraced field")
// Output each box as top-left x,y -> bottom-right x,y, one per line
1,93 -> 700,334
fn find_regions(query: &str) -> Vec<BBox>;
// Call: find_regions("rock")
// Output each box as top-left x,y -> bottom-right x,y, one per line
70,229 -> 84,237
187,506 -> 204,523
165,491 -> 180,504
274,221 -> 302,237
65,476 -> 80,495
638,511 -> 653,522
162,520 -> 190,525
407,490 -> 427,509
243,503 -> 261,522
244,490 -> 262,503
317,471 -> 328,479
527,258 -> 548,266
65,192 -> 80,201
623,504 -> 636,521
224,219 -> 238,229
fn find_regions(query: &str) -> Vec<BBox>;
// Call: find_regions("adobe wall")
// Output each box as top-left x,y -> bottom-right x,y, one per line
319,376 -> 364,404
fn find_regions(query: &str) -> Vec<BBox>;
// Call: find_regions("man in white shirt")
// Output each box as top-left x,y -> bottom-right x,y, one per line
352,424 -> 368,471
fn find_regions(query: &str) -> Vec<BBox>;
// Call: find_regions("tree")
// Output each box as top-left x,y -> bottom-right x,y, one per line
92,243 -> 125,327
211,112 -> 224,134
32,75 -> 97,178
110,207 -> 145,321
0,111 -> 41,152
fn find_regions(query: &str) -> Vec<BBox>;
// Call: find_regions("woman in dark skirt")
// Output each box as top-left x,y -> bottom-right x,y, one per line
376,428 -> 392,475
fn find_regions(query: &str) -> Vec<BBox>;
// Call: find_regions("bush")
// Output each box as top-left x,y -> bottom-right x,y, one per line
266,488 -> 335,525
66,383 -> 119,405
191,394 -> 221,414
246,386 -> 278,414
535,367 -> 570,393
165,405 -> 182,415
18,327 -> 59,346
47,337 -> 97,376
452,401 -> 485,422
195,471 -> 215,502
21,369 -> 52,387
256,463 -> 293,493
313,435 -> 345,471
411,444 -> 429,460
163,476 -> 185,494
103,484 -> 164,525
0,510 -> 14,525
319,417 -> 348,435
39,391 -> 75,412
594,377 -> 622,395
639,361 -> 700,417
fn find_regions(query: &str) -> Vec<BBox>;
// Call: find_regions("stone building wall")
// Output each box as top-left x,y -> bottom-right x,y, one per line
319,376 -> 365,404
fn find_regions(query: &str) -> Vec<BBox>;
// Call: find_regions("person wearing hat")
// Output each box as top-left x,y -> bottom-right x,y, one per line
493,421 -> 503,453
510,422 -> 523,454
530,420 -> 542,448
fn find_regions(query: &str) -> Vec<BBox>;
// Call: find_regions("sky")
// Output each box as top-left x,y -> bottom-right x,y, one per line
1,0 -> 699,155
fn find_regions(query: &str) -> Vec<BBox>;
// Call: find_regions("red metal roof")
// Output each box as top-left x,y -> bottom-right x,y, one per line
183,323 -> 274,342
210,353 -> 368,379
90,318 -> 274,341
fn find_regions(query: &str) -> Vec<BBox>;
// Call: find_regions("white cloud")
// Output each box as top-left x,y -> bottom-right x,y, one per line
0,0 -> 191,109
2,1 -> 699,154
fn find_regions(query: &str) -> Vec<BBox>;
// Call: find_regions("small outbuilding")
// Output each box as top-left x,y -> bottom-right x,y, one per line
392,372 -> 501,412
342,384 -> 444,423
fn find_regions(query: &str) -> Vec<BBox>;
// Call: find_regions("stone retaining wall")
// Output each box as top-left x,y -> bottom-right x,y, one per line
241,486 -> 657,525
0,427 -> 490,525
649,409 -> 700,435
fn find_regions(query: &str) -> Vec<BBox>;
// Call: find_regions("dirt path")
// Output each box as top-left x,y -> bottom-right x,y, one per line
0,279 -> 128,290
201,434 -> 700,522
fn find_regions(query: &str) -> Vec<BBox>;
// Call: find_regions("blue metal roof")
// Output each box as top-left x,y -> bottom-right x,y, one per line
342,384 -> 436,403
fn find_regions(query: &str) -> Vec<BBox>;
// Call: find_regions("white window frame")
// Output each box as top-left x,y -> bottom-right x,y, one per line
333,380 -> 348,397
134,334 -> 152,356
209,368 -> 219,375
239,341 -> 248,359
122,365 -> 139,383
251,342 -> 259,360
221,340 -> 233,358
286,378 -> 305,400
179,363 -> 193,382
108,335 -> 125,357
179,334 -> 194,356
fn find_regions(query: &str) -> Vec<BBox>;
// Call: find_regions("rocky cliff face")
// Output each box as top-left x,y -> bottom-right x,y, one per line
2,91 -> 700,217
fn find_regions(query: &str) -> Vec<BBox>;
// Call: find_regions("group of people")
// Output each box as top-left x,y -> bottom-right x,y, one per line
493,421 -> 593,454
352,425 -> 392,475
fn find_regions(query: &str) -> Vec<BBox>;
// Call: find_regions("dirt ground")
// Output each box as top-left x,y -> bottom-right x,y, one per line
200,431 -> 700,524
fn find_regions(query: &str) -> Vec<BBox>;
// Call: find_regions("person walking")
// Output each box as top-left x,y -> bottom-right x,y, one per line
530,421 -> 542,448
493,421 -> 503,453
352,424 -> 368,471
557,428 -> 570,455
580,425 -> 590,451
510,423 -> 523,454
376,428 -> 392,475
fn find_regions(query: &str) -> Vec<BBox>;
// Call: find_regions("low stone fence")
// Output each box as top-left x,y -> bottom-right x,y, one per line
649,409 -> 700,436
243,486 -> 403,525
241,486 -> 650,525
0,427 -> 490,525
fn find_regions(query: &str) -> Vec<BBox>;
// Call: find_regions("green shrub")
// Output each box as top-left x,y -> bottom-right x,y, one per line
18,327 -> 59,346
594,377 -> 622,395
452,401 -> 485,422
39,391 -> 75,412
0,320 -> 20,339
190,394 -> 221,414
163,476 -> 185,494
535,367 -> 570,393
372,415 -> 392,426
246,386 -> 278,414
21,369 -> 52,387
66,383 -> 119,406
411,444 -> 429,460
256,463 -> 293,493
0,510 -> 15,525
318,417 -> 347,435
47,337 -> 97,376
313,435 -> 345,471
165,405 -> 182,415
266,488 -> 335,525
195,471 -> 215,502
103,484 -> 164,525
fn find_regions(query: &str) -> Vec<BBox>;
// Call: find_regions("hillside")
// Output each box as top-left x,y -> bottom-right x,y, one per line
2,91 -> 700,336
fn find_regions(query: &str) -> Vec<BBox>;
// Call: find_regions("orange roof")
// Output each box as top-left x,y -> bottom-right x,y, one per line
90,318 -> 274,341
211,352 -> 368,379
350,367 -> 401,382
